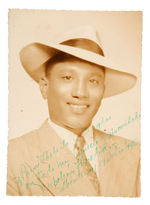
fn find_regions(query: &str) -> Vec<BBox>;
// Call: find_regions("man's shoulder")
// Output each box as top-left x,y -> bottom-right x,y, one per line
8,119 -> 48,148
7,119 -> 56,161
8,129 -> 38,149
93,127 -> 140,159
8,129 -> 38,165
7,120 -> 50,171
94,127 -> 140,145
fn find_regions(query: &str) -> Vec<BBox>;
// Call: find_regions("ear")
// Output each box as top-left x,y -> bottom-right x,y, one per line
39,77 -> 49,99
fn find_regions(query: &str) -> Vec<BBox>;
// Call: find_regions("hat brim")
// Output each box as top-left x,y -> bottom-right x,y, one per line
20,42 -> 137,98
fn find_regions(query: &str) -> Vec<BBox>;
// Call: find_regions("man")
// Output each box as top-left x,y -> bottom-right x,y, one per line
7,26 -> 140,196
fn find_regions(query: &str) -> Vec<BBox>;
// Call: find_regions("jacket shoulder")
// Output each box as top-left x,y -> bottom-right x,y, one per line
93,127 -> 140,159
94,127 -> 140,145
9,129 -> 37,144
8,129 -> 38,169
8,129 -> 38,154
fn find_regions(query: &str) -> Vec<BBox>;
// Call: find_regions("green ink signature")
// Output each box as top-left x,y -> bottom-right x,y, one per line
14,112 -> 140,193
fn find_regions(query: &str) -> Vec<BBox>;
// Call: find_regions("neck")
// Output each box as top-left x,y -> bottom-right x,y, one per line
64,125 -> 86,136
49,118 -> 89,136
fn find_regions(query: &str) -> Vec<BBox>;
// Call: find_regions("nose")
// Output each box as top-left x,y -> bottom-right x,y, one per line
71,79 -> 89,99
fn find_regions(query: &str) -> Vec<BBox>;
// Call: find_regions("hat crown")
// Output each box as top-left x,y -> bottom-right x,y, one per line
56,25 -> 102,48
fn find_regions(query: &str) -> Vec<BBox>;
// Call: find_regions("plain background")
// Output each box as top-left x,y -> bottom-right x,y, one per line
8,10 -> 141,141
1,0 -> 150,204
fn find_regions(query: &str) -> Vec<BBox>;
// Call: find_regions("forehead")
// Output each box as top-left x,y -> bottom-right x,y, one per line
48,57 -> 105,76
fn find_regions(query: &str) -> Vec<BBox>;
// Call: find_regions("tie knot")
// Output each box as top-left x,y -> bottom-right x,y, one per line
75,135 -> 86,152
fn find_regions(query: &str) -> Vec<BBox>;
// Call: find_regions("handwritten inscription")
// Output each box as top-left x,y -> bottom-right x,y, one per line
13,112 -> 140,194
107,112 -> 141,135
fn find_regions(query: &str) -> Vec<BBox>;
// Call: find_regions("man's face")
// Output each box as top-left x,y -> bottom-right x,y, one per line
44,58 -> 105,135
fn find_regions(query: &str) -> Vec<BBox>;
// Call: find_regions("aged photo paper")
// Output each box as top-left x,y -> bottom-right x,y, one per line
7,10 -> 142,197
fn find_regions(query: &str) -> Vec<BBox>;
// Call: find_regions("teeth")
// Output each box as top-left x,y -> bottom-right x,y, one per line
70,104 -> 87,109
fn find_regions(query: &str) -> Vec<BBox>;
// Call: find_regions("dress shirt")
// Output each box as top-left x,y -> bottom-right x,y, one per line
48,118 -> 99,176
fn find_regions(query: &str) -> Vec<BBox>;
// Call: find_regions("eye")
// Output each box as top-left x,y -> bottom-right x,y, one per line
62,75 -> 72,81
89,79 -> 99,84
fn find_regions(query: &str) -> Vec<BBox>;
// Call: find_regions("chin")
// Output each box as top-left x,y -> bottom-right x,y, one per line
66,116 -> 92,130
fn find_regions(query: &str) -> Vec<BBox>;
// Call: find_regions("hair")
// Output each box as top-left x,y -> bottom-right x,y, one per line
45,52 -> 105,77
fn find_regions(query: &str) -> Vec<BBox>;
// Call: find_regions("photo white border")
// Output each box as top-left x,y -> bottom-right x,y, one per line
0,0 -> 150,204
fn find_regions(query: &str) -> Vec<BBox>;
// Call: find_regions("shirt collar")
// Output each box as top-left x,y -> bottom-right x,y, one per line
47,118 -> 94,154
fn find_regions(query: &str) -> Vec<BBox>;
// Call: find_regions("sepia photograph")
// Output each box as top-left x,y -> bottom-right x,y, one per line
7,10 -> 142,197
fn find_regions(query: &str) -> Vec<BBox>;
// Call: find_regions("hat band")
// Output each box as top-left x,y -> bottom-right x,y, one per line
60,38 -> 104,56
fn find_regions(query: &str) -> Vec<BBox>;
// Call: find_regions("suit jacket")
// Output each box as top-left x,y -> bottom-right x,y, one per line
7,119 -> 140,197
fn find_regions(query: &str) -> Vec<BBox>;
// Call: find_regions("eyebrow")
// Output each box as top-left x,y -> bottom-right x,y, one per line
89,72 -> 105,77
53,64 -> 105,77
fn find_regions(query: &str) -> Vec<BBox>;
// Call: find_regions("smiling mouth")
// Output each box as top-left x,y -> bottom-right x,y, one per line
67,102 -> 89,113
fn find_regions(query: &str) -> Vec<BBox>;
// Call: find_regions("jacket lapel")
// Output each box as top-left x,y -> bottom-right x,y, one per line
27,120 -> 98,196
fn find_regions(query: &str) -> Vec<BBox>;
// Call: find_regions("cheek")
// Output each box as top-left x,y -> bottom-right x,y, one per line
89,87 -> 104,104
47,81 -> 70,103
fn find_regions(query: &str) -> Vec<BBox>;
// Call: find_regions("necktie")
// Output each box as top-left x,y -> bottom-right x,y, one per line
75,135 -> 100,195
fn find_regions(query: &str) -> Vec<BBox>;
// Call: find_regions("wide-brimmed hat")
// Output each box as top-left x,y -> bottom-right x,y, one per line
19,25 -> 137,98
